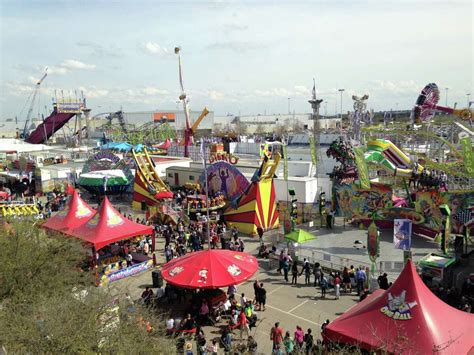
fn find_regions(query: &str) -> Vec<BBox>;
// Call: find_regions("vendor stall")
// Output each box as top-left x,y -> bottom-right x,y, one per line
417,253 -> 457,287
43,192 -> 155,286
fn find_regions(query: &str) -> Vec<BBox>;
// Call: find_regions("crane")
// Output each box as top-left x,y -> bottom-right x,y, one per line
21,68 -> 48,139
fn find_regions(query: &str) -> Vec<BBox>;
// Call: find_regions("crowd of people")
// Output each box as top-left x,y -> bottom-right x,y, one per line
159,219 -> 245,263
276,250 -> 376,300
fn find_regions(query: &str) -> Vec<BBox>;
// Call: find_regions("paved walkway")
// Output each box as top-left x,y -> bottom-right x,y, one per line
108,226 -> 378,354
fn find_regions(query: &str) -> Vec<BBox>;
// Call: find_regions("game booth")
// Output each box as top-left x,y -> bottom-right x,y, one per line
417,253 -> 457,288
43,190 -> 155,286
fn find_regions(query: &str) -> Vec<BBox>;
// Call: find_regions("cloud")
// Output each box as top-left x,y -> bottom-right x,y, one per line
207,41 -> 265,52
60,59 -> 96,70
367,80 -> 421,96
76,41 -> 123,57
39,59 -> 96,76
47,66 -> 69,75
221,22 -> 248,33
141,87 -> 169,96
79,86 -> 109,99
141,42 -> 173,57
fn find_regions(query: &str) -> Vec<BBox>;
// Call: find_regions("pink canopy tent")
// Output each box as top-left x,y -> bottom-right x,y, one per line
323,260 -> 474,353
42,189 -> 96,234
69,196 -> 153,251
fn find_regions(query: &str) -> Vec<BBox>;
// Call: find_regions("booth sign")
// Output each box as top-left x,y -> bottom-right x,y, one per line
99,259 -> 153,286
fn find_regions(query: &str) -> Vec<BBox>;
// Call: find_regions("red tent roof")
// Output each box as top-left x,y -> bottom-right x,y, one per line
323,260 -> 474,354
42,189 -> 96,234
69,197 -> 153,251
161,249 -> 258,289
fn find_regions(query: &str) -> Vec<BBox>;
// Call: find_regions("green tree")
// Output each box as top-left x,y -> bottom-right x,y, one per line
0,221 -> 174,353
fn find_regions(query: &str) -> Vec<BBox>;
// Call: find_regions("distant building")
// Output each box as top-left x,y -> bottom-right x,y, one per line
213,113 -> 341,134
122,109 -> 214,131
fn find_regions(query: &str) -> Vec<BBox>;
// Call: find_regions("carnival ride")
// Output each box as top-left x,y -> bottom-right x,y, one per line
413,83 -> 472,124
328,82 -> 474,241
364,139 -> 423,178
175,47 -> 210,157
1,203 -> 40,217
18,70 -> 86,144
131,147 -> 173,210
79,150 -> 135,195
223,152 -> 281,235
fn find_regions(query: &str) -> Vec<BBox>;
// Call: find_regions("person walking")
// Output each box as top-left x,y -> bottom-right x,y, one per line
238,309 -> 250,339
334,272 -> 342,300
253,280 -> 260,304
304,328 -> 314,354
301,259 -> 312,285
270,322 -> 284,354
291,261 -> 299,285
294,325 -> 304,351
282,255 -> 291,282
342,266 -> 351,294
377,273 -> 389,290
277,250 -> 285,274
320,274 -> 328,298
256,282 -> 266,311
283,331 -> 294,354
313,262 -> 322,286
355,268 -> 366,295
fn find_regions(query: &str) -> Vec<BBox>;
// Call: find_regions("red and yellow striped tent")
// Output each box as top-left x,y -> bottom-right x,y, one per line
224,153 -> 280,235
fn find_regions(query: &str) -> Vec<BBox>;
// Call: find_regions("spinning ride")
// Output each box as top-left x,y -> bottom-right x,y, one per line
413,83 -> 473,124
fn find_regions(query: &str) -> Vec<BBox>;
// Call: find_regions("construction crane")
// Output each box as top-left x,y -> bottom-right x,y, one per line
21,68 -> 48,139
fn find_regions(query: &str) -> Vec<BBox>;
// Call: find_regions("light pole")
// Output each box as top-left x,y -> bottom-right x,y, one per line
445,88 -> 449,107
467,93 -> 471,108
338,89 -> 345,133
288,97 -> 291,114
338,89 -> 345,118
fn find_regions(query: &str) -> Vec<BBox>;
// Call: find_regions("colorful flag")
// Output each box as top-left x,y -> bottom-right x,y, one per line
393,219 -> 412,250
283,144 -> 288,181
354,146 -> 370,189
309,135 -> 317,169
367,221 -> 379,263
460,137 -> 474,175
200,138 -> 206,169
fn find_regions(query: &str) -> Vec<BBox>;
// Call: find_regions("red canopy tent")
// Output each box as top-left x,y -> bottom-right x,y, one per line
69,197 -> 153,251
161,249 -> 258,289
323,260 -> 474,354
42,189 -> 96,234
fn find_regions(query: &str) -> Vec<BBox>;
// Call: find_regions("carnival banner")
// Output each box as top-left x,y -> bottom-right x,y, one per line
460,137 -> 474,175
354,147 -> 370,189
309,136 -> 317,169
57,100 -> 84,113
99,259 -> 154,286
393,219 -> 412,250
283,144 -> 288,181
367,220 -> 380,262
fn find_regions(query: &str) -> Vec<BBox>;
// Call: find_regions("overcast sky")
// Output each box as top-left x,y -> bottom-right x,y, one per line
1,0 -> 472,120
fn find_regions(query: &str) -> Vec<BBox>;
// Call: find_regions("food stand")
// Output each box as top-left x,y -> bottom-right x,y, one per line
417,253 -> 457,287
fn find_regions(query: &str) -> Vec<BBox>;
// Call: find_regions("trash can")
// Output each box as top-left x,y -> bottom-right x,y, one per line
152,269 -> 163,288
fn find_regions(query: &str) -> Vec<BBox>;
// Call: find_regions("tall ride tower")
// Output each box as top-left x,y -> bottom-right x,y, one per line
308,79 -> 323,178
